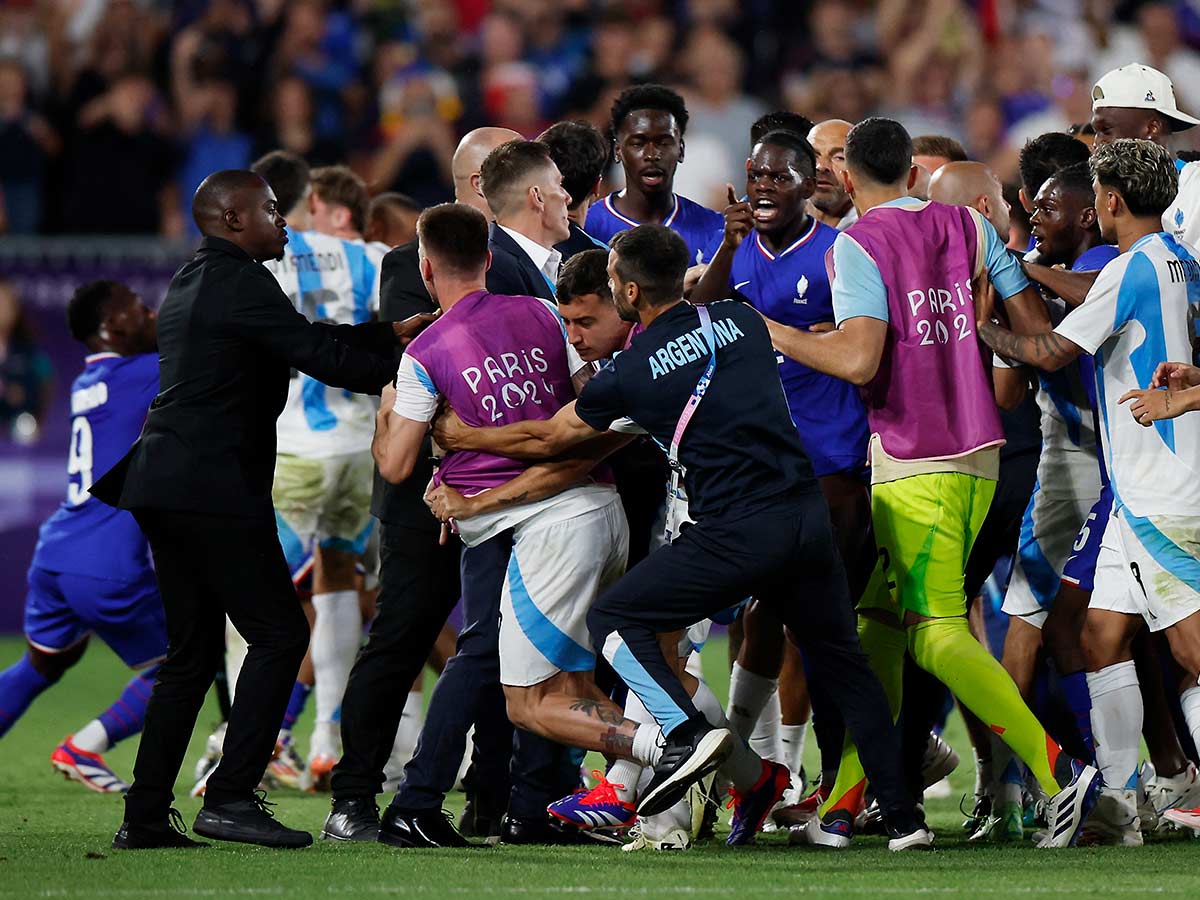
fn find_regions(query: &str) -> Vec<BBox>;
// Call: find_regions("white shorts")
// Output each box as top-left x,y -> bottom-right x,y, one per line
273,451 -> 375,571
1001,481 -> 1096,629
1088,509 -> 1200,632
499,493 -> 629,687
677,620 -> 712,657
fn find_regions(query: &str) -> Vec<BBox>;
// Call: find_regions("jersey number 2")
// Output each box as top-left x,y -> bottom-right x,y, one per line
66,416 -> 94,506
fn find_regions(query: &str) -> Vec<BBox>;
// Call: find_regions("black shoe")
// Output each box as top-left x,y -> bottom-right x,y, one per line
637,721 -> 734,818
321,797 -> 380,842
113,809 -> 208,849
459,797 -> 503,839
193,791 -> 313,848
378,806 -> 477,848
499,814 -> 597,846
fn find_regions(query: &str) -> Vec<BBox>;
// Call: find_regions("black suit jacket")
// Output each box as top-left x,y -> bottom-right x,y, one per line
371,239 -> 440,533
554,221 -> 608,261
92,236 -> 398,521
487,223 -> 556,301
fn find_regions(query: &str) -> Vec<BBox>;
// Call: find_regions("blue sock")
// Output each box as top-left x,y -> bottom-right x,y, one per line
96,665 -> 158,746
280,681 -> 312,732
1059,670 -> 1095,762
0,654 -> 53,739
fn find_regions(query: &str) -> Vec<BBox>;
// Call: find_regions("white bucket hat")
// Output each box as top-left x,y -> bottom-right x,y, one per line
1092,63 -> 1200,131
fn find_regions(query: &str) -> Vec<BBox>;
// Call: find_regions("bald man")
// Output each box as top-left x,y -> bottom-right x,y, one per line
453,126 -> 525,215
929,161 -> 1011,237
93,171 -> 430,850
808,119 -> 857,230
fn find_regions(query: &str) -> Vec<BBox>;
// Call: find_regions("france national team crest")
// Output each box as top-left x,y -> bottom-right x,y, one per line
794,275 -> 809,305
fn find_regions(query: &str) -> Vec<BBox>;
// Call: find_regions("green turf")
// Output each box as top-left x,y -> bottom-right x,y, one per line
2,635 -> 1198,899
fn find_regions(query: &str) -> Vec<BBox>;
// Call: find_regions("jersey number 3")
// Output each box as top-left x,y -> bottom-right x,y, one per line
66,415 -> 94,506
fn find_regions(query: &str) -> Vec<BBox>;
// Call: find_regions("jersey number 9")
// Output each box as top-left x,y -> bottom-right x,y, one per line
66,415 -> 94,506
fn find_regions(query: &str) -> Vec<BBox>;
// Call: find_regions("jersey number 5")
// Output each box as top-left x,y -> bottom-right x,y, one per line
66,415 -> 94,506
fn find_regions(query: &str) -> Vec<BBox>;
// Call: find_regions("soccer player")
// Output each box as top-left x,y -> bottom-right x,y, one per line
763,117 -> 1101,849
374,203 -> 677,845
976,161 -> 1117,840
585,84 -> 723,264
691,128 -> 870,795
975,138 -> 1200,846
807,119 -> 857,230
0,281 -> 161,793
433,224 -> 932,851
260,161 -> 387,788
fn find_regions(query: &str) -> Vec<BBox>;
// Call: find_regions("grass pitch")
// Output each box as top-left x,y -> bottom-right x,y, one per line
2,634 -> 1198,899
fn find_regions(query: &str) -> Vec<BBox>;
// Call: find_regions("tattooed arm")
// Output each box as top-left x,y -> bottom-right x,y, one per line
976,322 -> 1084,372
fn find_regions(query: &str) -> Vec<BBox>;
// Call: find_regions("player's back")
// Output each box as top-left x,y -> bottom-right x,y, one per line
34,352 -> 158,581
838,199 -> 1002,461
403,290 -> 577,493
1077,234 -> 1200,517
266,229 -> 384,458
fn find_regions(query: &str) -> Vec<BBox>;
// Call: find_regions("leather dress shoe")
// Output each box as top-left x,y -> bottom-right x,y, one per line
378,806 -> 477,848
321,796 -> 380,842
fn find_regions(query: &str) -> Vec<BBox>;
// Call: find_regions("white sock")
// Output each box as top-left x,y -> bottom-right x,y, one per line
605,759 -> 643,804
691,678 -> 730,730
779,723 -> 808,777
1180,683 -> 1200,756
725,662 -> 777,742
72,719 -> 109,753
393,690 -> 424,764
310,589 -> 361,758
1088,660 -> 1143,791
749,690 -> 781,762
720,735 -> 764,792
631,722 -> 664,768
225,615 -> 248,701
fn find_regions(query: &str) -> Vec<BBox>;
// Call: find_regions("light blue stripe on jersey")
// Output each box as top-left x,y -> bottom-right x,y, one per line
289,230 -> 337,431
1114,247 -> 1174,451
411,358 -> 437,397
1039,370 -> 1083,447
1017,480 -> 1064,607
610,639 -> 689,734
506,553 -> 594,673
342,240 -> 374,325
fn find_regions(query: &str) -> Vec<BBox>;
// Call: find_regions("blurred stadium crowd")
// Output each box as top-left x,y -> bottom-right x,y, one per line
4,0 -> 1200,239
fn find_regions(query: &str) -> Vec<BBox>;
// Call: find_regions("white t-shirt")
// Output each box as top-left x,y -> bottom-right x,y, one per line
266,230 -> 385,458
1054,233 -> 1200,518
1163,160 -> 1200,249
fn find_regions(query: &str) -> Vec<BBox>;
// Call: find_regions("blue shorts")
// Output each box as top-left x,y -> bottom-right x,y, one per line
24,565 -> 167,668
1061,484 -> 1113,594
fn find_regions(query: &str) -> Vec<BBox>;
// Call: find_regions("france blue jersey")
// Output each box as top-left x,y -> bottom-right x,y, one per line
585,192 -> 724,265
32,352 -> 158,582
728,220 -> 869,476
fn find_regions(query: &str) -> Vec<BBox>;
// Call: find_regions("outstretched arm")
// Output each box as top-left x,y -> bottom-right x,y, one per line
1022,263 -> 1100,309
976,280 -> 1083,372
433,400 -> 603,459
763,314 -> 888,385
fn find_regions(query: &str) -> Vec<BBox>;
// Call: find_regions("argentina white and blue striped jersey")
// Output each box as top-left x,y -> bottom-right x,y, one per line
264,229 -> 385,458
1055,232 -> 1200,518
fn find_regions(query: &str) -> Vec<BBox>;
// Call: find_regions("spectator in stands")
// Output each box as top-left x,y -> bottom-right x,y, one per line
0,60 -> 58,235
0,278 -> 53,445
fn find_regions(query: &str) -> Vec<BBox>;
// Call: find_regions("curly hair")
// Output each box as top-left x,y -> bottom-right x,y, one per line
1089,139 -> 1179,217
610,84 -> 689,137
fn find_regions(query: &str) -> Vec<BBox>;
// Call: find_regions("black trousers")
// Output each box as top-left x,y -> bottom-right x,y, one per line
330,522 -> 462,800
125,509 -> 310,822
589,493 -> 918,830
393,531 -> 515,814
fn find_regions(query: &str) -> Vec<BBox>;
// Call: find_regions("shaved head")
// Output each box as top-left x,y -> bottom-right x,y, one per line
191,169 -> 289,261
809,118 -> 852,148
452,127 -> 523,214
808,119 -> 854,221
929,161 -> 1010,236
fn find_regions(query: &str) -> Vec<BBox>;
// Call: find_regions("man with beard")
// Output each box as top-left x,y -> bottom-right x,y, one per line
807,119 -> 856,231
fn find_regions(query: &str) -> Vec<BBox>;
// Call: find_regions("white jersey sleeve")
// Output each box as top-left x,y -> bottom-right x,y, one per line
1053,255 -> 1130,354
1164,162 -> 1200,247
392,355 -> 439,423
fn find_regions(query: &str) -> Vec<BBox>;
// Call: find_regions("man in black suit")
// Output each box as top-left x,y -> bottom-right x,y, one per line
538,121 -> 612,260
93,170 -> 431,850
480,140 -> 573,302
